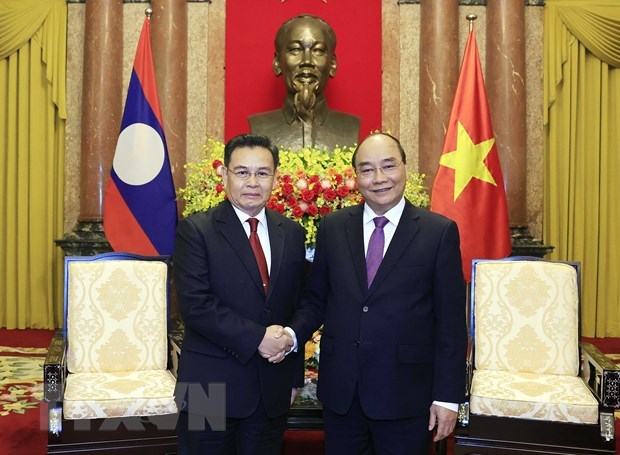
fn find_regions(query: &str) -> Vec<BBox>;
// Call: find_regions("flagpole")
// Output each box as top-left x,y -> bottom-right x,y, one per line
466,14 -> 477,32
145,7 -> 152,20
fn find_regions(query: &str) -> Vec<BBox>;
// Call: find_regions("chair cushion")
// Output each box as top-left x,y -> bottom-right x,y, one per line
63,369 -> 177,419
474,261 -> 579,376
66,260 -> 168,373
470,369 -> 599,424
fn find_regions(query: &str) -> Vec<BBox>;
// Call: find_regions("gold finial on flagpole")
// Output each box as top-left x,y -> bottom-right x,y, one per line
466,14 -> 477,33
145,7 -> 153,20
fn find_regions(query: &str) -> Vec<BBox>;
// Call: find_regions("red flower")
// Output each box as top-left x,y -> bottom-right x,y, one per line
281,183 -> 295,196
301,189 -> 316,202
312,182 -> 323,195
292,206 -> 304,218
333,174 -> 343,185
212,159 -> 223,169
275,203 -> 285,214
306,204 -> 319,216
320,206 -> 332,215
337,186 -> 350,198
216,183 -> 224,194
309,175 -> 320,184
281,174 -> 293,184
323,189 -> 337,202
286,195 -> 298,207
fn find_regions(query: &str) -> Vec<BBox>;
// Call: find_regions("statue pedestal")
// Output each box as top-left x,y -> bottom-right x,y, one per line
55,220 -> 112,257
510,225 -> 554,258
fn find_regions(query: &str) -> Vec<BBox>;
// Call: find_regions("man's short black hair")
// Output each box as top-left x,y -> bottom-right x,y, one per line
224,134 -> 279,169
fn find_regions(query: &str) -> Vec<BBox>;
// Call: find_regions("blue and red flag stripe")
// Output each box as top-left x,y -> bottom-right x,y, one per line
103,18 -> 177,256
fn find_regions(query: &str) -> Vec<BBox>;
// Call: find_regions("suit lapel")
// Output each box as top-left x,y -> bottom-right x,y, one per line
265,210 -> 284,300
216,201 -> 265,295
368,202 -> 421,293
345,206 -> 368,293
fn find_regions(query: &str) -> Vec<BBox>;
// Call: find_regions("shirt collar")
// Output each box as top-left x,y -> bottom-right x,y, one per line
281,96 -> 329,126
231,205 -> 267,227
362,197 -> 406,227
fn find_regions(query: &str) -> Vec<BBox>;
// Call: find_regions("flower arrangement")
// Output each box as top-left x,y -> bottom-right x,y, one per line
178,137 -> 431,252
304,329 -> 322,374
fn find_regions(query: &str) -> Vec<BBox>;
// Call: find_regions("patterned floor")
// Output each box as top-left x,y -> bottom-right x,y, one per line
0,346 -> 47,417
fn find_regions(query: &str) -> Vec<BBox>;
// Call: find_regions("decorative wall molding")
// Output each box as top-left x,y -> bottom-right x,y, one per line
66,0 -> 211,3
397,1 -> 545,5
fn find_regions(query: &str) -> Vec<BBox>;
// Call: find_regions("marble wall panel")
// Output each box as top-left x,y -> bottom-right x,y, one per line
63,1 -> 544,238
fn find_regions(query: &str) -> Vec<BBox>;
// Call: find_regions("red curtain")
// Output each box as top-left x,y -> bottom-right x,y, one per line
225,0 -> 382,144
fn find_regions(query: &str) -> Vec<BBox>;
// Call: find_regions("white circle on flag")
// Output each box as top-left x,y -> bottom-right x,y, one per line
113,123 -> 165,186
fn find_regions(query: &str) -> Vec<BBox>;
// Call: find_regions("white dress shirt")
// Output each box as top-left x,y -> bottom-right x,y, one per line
231,205 -> 272,273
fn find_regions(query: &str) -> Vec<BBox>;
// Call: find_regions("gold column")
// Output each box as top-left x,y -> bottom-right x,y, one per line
418,0 -> 459,188
151,0 -> 188,205
79,0 -> 123,221
486,0 -> 527,224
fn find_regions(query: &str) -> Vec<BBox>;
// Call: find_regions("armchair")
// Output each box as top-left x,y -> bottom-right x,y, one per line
454,257 -> 620,454
44,252 -> 181,454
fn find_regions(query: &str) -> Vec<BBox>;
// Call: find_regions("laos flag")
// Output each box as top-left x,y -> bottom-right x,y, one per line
103,17 -> 177,256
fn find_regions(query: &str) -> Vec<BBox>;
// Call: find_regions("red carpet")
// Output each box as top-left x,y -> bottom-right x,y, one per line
0,329 -> 55,455
0,330 -> 618,455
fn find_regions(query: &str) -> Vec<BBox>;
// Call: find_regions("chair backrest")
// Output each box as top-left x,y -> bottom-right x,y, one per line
64,253 -> 170,374
472,258 -> 580,376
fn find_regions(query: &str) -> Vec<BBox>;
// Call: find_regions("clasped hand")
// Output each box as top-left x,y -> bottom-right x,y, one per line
258,325 -> 292,363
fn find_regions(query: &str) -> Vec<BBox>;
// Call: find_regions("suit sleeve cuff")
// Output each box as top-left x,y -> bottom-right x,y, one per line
284,327 -> 298,354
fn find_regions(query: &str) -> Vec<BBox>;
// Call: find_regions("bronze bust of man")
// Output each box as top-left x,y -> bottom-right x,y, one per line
249,14 -> 360,150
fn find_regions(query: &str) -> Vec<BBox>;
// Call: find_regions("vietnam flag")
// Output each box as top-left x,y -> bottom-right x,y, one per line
103,17 -> 177,256
430,28 -> 511,282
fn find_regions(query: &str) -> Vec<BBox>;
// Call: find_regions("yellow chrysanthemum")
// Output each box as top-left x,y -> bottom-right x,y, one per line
178,138 -> 430,249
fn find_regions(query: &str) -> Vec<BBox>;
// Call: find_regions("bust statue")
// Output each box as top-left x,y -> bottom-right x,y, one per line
249,15 -> 360,151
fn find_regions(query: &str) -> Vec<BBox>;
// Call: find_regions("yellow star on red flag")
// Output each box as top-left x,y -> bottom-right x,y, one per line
430,28 -> 511,282
439,121 -> 496,201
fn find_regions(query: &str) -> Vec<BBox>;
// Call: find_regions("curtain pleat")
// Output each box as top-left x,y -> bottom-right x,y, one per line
544,0 -> 620,337
0,0 -> 66,328
0,0 -> 53,60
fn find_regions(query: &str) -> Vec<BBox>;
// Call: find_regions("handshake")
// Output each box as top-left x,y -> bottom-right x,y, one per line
258,325 -> 294,364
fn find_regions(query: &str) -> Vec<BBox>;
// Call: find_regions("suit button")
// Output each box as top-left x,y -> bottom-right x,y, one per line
362,306 -> 369,312
353,340 -> 360,348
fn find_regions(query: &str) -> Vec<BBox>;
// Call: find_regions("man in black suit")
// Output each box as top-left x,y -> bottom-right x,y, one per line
286,132 -> 467,453
174,134 -> 306,454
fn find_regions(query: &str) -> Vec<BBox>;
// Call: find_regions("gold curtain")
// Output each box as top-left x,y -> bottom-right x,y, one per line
0,0 -> 66,329
544,0 -> 620,337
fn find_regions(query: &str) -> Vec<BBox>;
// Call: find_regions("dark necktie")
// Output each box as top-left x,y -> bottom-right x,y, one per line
247,218 -> 269,294
366,216 -> 389,287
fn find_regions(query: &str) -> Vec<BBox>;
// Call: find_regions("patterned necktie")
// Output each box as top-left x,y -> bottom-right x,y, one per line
366,216 -> 389,288
247,218 -> 269,294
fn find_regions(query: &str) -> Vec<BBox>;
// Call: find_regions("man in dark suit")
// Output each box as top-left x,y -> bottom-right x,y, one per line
286,132 -> 467,454
173,134 -> 306,454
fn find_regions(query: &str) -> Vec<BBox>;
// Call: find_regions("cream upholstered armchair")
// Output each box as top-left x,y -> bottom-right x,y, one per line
44,252 -> 181,454
454,257 -> 620,454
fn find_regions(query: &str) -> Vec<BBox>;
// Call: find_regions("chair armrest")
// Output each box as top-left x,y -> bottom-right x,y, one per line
464,336 -> 473,396
43,332 -> 66,403
580,342 -> 620,409
168,319 -> 184,378
457,337 -> 474,428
